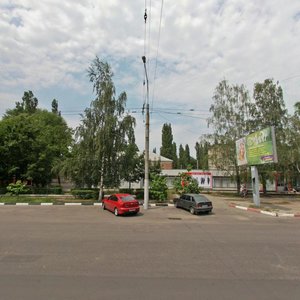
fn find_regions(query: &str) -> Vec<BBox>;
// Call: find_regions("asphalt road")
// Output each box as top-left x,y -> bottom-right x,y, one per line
0,197 -> 300,300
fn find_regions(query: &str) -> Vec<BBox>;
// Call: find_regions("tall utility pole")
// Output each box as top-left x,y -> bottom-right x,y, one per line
142,56 -> 149,210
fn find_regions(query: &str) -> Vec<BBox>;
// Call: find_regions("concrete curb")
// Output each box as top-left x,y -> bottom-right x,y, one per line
149,203 -> 174,207
229,203 -> 300,218
0,202 -> 102,206
0,202 -> 175,207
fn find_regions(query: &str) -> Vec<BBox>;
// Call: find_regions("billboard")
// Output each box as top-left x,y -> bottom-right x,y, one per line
187,172 -> 212,189
236,127 -> 278,166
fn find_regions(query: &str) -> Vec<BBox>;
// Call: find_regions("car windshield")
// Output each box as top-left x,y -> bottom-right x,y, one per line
120,195 -> 136,202
193,195 -> 209,202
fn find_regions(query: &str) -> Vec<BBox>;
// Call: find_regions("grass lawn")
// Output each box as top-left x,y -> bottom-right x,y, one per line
0,196 -> 97,204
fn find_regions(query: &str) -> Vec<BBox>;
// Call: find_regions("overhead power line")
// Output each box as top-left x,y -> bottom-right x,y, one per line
151,0 -> 164,111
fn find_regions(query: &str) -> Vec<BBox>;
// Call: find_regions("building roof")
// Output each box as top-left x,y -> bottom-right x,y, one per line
149,152 -> 173,162
139,152 -> 173,162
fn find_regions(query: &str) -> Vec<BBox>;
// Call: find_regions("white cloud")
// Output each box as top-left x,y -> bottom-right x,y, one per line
1,0 -> 300,156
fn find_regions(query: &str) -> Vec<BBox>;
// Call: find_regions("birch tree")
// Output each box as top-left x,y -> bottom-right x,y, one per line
76,57 -> 136,200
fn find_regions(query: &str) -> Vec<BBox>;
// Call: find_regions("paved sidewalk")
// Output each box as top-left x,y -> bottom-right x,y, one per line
223,195 -> 300,217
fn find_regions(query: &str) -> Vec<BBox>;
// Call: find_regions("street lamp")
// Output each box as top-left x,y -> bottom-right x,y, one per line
142,55 -> 149,210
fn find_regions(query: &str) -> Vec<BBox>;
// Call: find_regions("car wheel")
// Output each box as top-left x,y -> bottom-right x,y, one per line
114,208 -> 119,216
174,202 -> 178,208
102,203 -> 106,210
190,206 -> 195,215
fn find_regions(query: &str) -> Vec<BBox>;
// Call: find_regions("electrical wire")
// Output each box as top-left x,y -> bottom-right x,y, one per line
147,0 -> 152,79
151,0 -> 164,112
142,2 -> 148,117
60,108 -> 211,120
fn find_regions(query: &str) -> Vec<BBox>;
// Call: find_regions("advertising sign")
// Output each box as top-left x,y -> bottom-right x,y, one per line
236,137 -> 247,166
187,172 -> 212,189
236,127 -> 278,166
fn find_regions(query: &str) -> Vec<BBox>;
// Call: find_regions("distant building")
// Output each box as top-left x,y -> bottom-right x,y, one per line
161,169 -> 237,191
148,152 -> 173,170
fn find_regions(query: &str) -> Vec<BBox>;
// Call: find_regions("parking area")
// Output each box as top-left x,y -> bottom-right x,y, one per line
1,197 -> 300,300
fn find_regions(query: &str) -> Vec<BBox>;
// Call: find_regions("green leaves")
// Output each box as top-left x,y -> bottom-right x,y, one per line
208,78 -> 293,193
0,107 -> 72,186
173,172 -> 200,194
150,174 -> 168,202
6,180 -> 29,195
69,57 -> 138,192
160,123 -> 174,160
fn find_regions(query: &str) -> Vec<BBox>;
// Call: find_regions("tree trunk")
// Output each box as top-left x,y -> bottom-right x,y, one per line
98,174 -> 104,201
235,165 -> 241,195
98,159 -> 105,201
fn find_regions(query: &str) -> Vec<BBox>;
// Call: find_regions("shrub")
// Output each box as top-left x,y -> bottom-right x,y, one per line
119,188 -> 134,194
27,186 -> 63,194
71,189 -> 98,199
150,174 -> 168,202
134,189 -> 144,200
173,172 -> 201,194
6,181 -> 29,195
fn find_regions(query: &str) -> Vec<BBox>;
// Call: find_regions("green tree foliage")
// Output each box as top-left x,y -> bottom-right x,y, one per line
150,159 -> 162,175
178,144 -> 195,169
172,142 -> 178,168
6,91 -> 38,116
160,123 -> 174,158
51,99 -> 59,114
173,172 -> 200,194
120,146 -> 144,189
178,144 -> 185,169
150,174 -> 168,202
207,80 -> 253,193
70,57 -> 137,199
251,79 -> 287,130
195,138 -> 209,169
58,141 -> 95,188
160,123 -> 178,168
0,106 -> 72,186
160,123 -> 172,158
251,79 -> 289,192
6,180 -> 29,195
286,102 -> 300,180
185,144 -> 191,166
208,78 -> 291,194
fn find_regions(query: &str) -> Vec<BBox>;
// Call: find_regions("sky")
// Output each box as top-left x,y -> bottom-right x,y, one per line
1,0 -> 300,157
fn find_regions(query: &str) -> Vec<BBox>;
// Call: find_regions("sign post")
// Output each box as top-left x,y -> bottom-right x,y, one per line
251,166 -> 260,206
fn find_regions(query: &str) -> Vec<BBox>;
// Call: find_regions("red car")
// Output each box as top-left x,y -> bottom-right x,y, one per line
102,193 -> 140,216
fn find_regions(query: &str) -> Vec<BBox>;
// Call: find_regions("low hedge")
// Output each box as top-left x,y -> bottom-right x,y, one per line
27,186 -> 63,195
71,189 -> 98,199
118,188 -> 134,194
